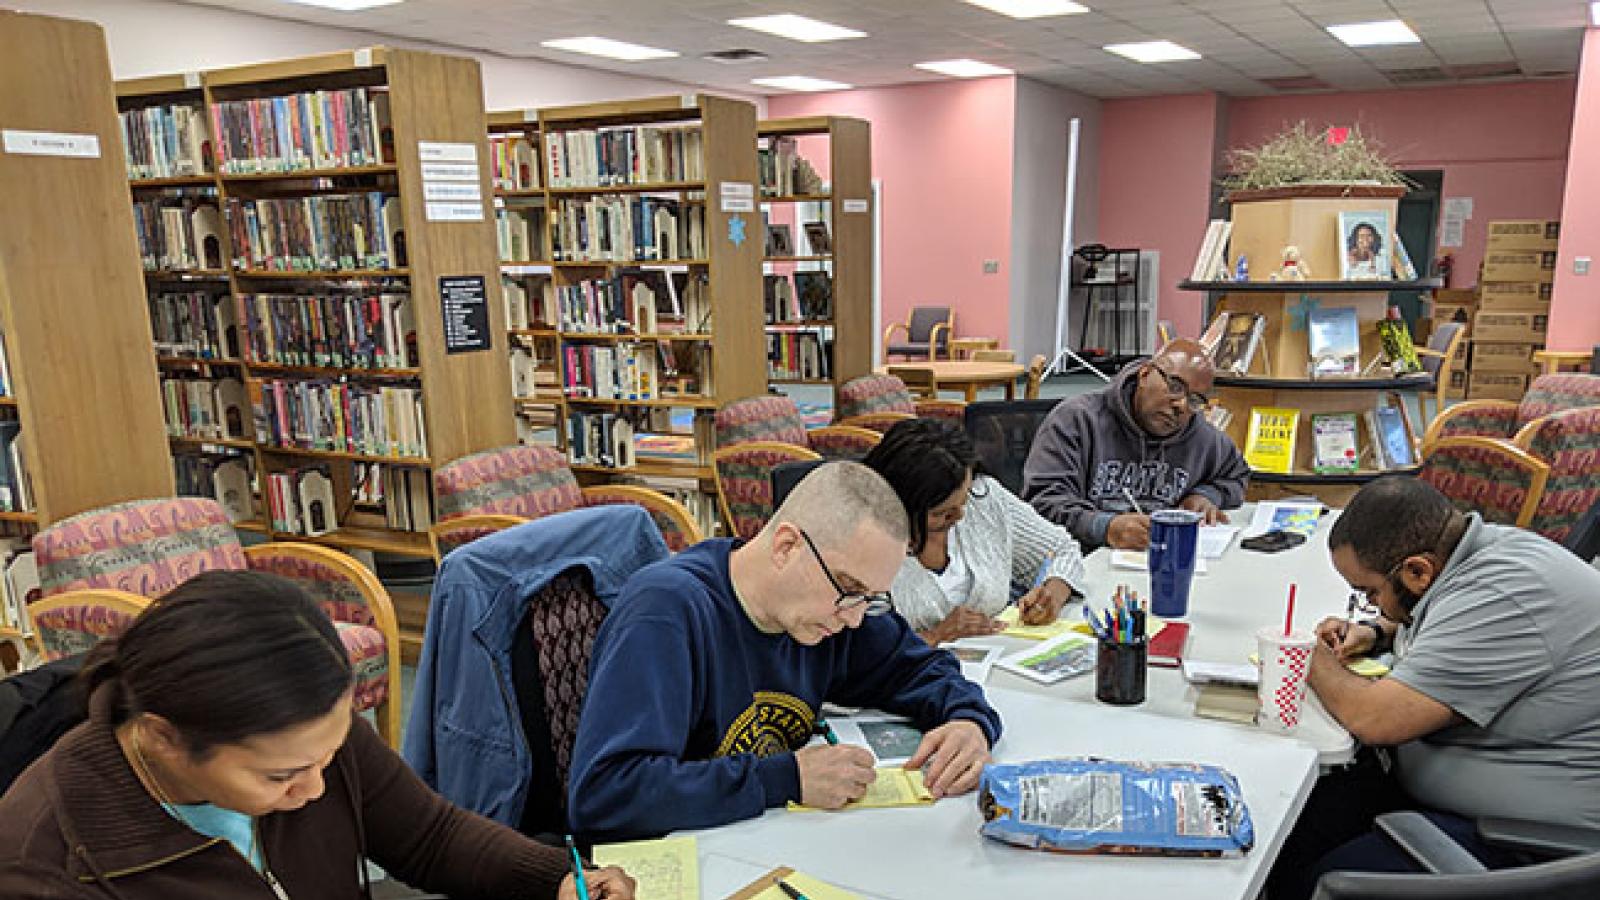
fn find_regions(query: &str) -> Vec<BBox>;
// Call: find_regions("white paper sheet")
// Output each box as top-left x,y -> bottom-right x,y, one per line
944,642 -> 1002,685
1199,524 -> 1240,558
1243,501 -> 1324,539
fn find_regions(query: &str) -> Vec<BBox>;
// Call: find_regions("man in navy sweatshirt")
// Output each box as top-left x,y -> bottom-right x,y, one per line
567,462 -> 1002,841
1022,340 -> 1248,552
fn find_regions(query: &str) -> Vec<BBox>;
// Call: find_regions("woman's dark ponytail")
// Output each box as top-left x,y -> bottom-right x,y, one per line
79,570 -> 354,758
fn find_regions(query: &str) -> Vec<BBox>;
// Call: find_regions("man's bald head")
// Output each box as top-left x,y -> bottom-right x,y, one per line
1129,338 -> 1217,437
1153,339 -> 1216,395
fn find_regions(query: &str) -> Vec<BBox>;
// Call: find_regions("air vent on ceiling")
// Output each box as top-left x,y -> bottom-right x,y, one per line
1448,61 -> 1524,80
1383,66 -> 1450,84
1258,75 -> 1333,92
703,49 -> 769,64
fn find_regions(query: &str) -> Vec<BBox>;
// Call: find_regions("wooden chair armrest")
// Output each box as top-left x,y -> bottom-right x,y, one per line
928,322 -> 952,360
580,485 -> 703,548
882,322 -> 909,346
1421,398 -> 1519,451
1414,347 -> 1445,358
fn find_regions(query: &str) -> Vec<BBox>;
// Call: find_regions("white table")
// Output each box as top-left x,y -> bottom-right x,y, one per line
977,503 -> 1358,766
692,687 -> 1320,900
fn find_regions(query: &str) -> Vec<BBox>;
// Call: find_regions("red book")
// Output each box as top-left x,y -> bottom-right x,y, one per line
1148,622 -> 1191,668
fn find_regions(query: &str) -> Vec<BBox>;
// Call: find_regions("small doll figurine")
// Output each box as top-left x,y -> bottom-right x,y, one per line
1272,245 -> 1311,282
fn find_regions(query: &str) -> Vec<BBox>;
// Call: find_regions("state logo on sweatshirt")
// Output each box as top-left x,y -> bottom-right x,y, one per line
715,691 -> 815,757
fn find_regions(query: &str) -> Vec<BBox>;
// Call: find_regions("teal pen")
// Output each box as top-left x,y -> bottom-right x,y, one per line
777,880 -> 811,900
1032,553 -> 1053,588
564,835 -> 590,900
814,718 -> 839,745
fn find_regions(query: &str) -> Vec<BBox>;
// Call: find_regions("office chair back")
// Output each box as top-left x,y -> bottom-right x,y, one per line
1313,853 -> 1600,899
771,459 -> 831,511
963,399 -> 1062,496
1565,496 -> 1600,563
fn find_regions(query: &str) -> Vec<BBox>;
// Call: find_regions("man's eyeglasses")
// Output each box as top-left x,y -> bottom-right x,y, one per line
1148,364 -> 1211,413
798,529 -> 895,616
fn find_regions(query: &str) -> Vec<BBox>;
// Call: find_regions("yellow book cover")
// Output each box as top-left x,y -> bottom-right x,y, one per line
1244,406 -> 1300,474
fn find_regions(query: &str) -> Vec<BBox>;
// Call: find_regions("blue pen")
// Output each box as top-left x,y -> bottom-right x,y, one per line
1032,554 -> 1053,588
565,835 -> 590,900
1082,605 -> 1107,640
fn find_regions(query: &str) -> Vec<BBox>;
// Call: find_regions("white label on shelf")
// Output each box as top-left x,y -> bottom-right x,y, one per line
354,48 -> 375,68
2,130 -> 100,158
843,198 -> 869,214
420,161 -> 480,182
720,181 -> 755,212
425,201 -> 484,222
418,141 -> 478,164
423,180 -> 482,202
183,72 -> 202,89
681,94 -> 697,109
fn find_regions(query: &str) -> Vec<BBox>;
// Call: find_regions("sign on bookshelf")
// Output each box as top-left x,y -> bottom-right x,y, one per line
440,275 -> 491,354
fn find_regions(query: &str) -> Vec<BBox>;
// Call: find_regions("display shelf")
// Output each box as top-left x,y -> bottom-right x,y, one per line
546,181 -> 704,196
563,396 -> 717,409
1251,467 -> 1421,485
245,362 -> 423,379
1181,278 -> 1444,293
257,445 -> 432,467
233,268 -> 410,279
169,436 -> 257,451
572,461 -> 714,479
277,524 -> 433,559
218,163 -> 397,182
1213,374 -> 1433,391
558,332 -> 715,342
129,175 -> 217,189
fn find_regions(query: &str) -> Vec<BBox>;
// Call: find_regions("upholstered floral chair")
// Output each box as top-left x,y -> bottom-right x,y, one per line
712,441 -> 822,541
835,373 -> 966,432
713,395 -> 887,460
430,444 -> 703,557
1419,374 -> 1600,543
32,497 -> 403,746
28,589 -> 150,662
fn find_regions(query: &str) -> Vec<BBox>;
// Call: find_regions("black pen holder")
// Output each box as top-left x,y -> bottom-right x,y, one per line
1095,638 -> 1148,705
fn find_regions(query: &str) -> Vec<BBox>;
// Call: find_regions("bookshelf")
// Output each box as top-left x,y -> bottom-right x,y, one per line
487,109 -> 561,449
533,94 -> 766,536
757,117 -> 873,406
0,12 -> 176,532
1181,184 -> 1443,505
116,47 -> 515,558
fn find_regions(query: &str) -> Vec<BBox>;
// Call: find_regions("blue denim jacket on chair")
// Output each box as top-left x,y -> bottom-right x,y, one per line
401,505 -> 670,825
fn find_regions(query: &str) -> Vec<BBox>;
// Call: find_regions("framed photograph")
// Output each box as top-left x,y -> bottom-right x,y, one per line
1338,211 -> 1393,280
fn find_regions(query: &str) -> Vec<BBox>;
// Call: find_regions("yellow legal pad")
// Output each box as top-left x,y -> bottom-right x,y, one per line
995,606 -> 1080,641
727,867 -> 863,900
787,767 -> 933,812
591,835 -> 698,900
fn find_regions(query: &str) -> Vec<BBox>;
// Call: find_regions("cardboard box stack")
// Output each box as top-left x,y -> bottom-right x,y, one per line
1469,220 -> 1558,401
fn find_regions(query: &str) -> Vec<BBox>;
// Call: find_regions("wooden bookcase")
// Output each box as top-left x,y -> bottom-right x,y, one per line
757,117 -> 873,406
0,12 -> 176,537
115,47 -> 515,559
534,94 -> 766,531
487,109 -> 561,448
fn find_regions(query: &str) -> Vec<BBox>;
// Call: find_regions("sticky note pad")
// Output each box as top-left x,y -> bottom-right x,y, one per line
787,767 -> 933,812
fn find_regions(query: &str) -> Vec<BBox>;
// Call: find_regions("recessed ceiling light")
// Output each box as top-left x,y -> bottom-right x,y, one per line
540,37 -> 679,61
963,0 -> 1089,18
752,75 -> 854,92
1104,40 -> 1201,63
1327,20 -> 1421,47
728,14 -> 865,43
283,0 -> 403,9
914,59 -> 1014,78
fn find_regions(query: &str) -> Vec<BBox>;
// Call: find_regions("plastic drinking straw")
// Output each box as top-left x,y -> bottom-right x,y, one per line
1285,583 -> 1298,636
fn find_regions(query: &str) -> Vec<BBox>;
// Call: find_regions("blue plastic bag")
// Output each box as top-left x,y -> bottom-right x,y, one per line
979,758 -> 1255,856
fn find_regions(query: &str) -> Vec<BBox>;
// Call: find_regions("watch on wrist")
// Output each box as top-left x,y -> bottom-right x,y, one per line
1361,619 -> 1392,654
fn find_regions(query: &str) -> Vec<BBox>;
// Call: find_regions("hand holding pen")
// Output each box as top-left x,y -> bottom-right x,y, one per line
560,836 -> 636,900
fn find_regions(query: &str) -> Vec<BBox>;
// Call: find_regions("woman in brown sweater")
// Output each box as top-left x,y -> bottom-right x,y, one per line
0,571 -> 634,900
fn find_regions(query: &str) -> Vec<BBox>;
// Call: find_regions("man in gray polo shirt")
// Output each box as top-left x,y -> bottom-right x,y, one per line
1267,476 -> 1600,899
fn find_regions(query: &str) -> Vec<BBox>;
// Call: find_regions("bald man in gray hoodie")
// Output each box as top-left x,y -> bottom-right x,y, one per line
1022,341 -> 1249,552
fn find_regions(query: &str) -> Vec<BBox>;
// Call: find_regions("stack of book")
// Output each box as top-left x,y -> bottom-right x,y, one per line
565,411 -> 635,469
496,205 -> 548,262
209,87 -> 392,174
237,292 -> 414,369
488,132 -> 540,191
767,331 -> 832,381
758,136 -> 823,197
562,343 -> 662,401
120,102 -> 213,180
252,380 -> 428,459
0,422 -> 31,513
503,276 -> 555,331
545,124 -> 704,187
264,466 -> 337,537
382,466 -> 434,532
174,455 -> 254,523
161,376 -> 247,441
132,195 -> 225,271
226,193 -> 403,272
550,195 -> 706,263
150,290 -> 237,360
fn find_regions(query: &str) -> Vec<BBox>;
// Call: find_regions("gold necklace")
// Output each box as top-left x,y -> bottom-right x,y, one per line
129,727 -> 290,900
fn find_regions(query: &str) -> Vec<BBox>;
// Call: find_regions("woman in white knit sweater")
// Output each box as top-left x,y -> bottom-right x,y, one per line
862,418 -> 1087,645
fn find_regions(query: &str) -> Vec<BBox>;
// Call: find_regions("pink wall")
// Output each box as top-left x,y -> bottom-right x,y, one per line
1228,80 -> 1576,290
767,78 -> 1018,347
1550,29 -> 1600,352
1097,93 -> 1225,339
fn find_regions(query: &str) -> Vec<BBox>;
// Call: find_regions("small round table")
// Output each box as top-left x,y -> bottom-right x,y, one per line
877,360 -> 1025,402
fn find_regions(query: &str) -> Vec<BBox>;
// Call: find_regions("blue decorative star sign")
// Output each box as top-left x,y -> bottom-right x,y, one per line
1287,293 -> 1320,332
727,215 -> 747,247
